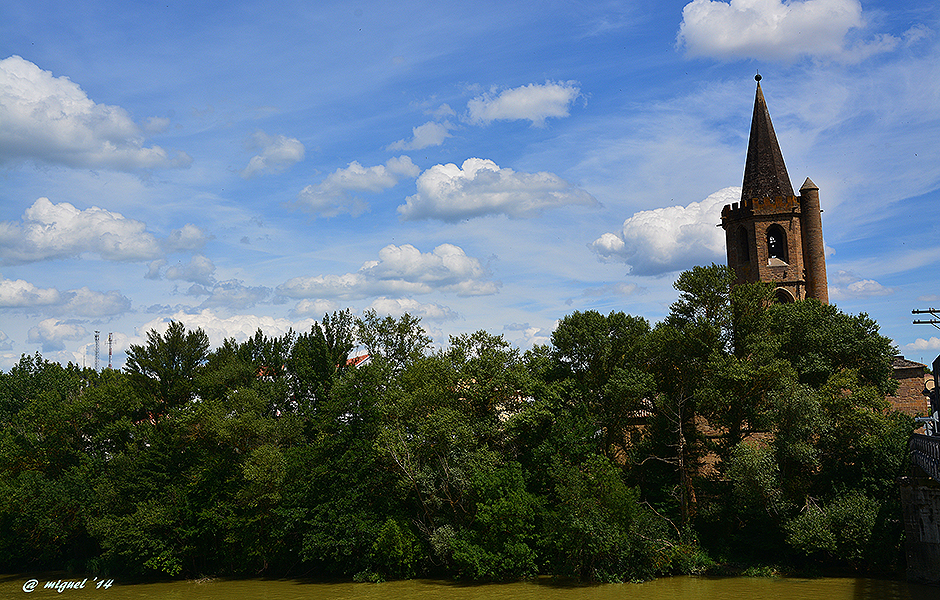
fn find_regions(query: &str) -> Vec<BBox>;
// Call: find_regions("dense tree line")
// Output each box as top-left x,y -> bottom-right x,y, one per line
0,265 -> 912,581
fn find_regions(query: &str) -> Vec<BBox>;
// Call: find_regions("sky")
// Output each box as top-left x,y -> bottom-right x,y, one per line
1,0 -> 939,370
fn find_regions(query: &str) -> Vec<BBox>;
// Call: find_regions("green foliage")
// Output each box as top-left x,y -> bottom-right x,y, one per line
549,310 -> 653,458
125,321 -> 210,410
727,442 -> 786,518
448,458 -> 539,580
767,300 -> 897,394
370,518 -> 419,580
543,454 -> 684,582
0,274 -> 912,580
356,310 -> 431,373
786,492 -> 881,568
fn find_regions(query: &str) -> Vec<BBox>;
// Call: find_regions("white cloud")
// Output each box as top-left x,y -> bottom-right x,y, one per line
0,198 -> 206,264
199,280 -> 272,310
0,276 -> 129,316
387,121 -> 451,151
277,243 -> 499,300
398,158 -> 597,222
366,297 -> 459,322
165,255 -> 216,286
580,283 -> 644,298
429,104 -> 457,119
677,0 -> 865,61
828,270 -> 894,300
28,318 -> 87,352
906,337 -> 940,353
143,116 -> 170,134
163,224 -> 210,253
0,276 -> 62,307
134,309 -> 317,349
296,156 -> 420,217
592,187 -> 734,276
467,81 -> 581,126
240,131 -> 305,178
504,322 -> 552,348
60,287 -> 131,317
290,298 -> 339,319
145,259 -> 166,280
0,55 -> 191,170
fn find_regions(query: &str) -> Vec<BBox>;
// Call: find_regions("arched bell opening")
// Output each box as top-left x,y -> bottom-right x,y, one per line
766,224 -> 788,264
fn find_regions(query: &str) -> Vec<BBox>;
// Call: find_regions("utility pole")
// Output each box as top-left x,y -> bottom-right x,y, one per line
913,308 -> 940,329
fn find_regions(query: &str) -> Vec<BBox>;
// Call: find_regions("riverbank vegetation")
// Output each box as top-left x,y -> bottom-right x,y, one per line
0,265 -> 912,582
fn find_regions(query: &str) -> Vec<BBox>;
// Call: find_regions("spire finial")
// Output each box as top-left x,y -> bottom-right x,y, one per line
755,72 -> 762,84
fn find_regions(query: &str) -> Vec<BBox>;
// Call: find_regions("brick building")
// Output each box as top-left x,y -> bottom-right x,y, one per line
720,75 -> 828,304
888,356 -> 931,418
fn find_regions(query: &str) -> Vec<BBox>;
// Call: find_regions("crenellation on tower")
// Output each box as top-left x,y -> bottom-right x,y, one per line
720,76 -> 828,304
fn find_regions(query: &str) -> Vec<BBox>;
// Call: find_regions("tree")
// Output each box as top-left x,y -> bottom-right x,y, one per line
0,355 -> 99,571
286,310 -> 355,414
356,310 -> 431,373
125,321 -> 210,412
549,310 -> 653,457
767,300 -> 897,394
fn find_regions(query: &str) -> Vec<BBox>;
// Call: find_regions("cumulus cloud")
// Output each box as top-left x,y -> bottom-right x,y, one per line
504,322 -> 552,348
0,198 -> 206,264
164,255 -> 216,286
134,309 -> 317,349
277,243 -> 499,300
290,298 -> 339,319
906,337 -> 940,353
677,0 -> 865,61
60,287 -> 131,317
240,130 -> 305,178
28,318 -> 87,352
387,121 -> 452,151
297,156 -> 420,217
366,297 -> 459,322
164,224 -> 210,253
591,187 -> 734,275
0,275 -> 130,317
467,81 -> 581,126
398,158 -> 597,222
828,270 -> 894,300
0,276 -> 62,307
199,280 -> 272,310
145,259 -> 166,280
0,55 -> 191,170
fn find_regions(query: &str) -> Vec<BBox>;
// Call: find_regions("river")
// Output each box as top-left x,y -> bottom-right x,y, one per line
2,575 -> 936,600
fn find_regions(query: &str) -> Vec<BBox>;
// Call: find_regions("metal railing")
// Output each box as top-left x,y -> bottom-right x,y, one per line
909,433 -> 940,483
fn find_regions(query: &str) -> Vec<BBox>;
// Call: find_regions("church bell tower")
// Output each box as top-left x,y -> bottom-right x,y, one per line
720,75 -> 829,304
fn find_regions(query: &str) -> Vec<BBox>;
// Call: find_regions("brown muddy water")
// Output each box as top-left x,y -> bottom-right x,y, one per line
1,574 -> 936,600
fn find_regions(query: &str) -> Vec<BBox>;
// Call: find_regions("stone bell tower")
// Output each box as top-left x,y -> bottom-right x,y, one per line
720,75 -> 828,304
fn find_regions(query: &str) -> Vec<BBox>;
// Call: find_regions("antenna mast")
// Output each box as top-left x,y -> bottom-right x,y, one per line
108,333 -> 113,369
94,331 -> 100,371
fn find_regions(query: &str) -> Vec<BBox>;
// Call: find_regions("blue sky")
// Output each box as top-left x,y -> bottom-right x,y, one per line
1,0 -> 938,369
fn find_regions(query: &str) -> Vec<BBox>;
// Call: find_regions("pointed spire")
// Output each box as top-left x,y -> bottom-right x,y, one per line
741,75 -> 794,200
